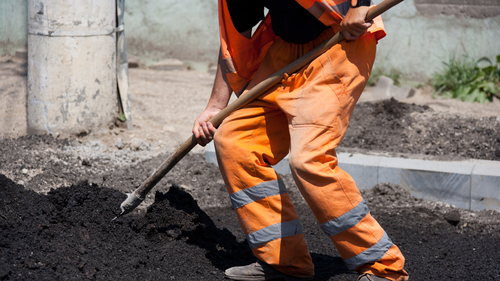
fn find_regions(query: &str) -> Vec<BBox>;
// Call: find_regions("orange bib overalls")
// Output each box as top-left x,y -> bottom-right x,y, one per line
215,1 -> 408,280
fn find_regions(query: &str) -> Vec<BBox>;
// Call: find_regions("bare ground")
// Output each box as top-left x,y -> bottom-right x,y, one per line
1,54 -> 500,280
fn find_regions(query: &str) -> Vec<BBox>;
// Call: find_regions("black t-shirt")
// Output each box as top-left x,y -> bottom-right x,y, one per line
226,0 -> 329,44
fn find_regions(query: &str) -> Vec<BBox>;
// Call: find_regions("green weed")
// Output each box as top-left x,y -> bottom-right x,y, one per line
368,68 -> 402,87
431,54 -> 500,103
118,113 -> 126,122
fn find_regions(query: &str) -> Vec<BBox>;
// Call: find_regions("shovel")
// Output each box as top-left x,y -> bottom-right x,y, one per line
113,0 -> 404,220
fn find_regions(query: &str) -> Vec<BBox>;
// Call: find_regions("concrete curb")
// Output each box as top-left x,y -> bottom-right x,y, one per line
205,142 -> 500,211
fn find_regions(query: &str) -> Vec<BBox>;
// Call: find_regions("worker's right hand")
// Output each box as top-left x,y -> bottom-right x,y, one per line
192,107 -> 220,146
340,6 -> 372,41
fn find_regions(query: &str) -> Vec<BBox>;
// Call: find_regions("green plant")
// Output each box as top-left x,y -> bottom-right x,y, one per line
368,68 -> 402,86
118,113 -> 126,122
431,54 -> 500,103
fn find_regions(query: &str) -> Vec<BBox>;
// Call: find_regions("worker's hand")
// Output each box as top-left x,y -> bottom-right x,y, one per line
192,107 -> 220,146
340,6 -> 372,41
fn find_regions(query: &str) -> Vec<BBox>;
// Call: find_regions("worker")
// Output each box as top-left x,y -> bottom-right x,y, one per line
192,0 -> 409,280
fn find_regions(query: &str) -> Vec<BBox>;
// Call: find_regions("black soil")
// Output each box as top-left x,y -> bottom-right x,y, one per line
1,99 -> 500,280
341,98 -> 500,161
0,176 -> 253,280
2,173 -> 500,280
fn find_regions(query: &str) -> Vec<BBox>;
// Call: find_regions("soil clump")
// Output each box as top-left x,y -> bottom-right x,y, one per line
341,98 -> 500,161
1,56 -> 500,279
0,176 -> 253,280
2,171 -> 500,280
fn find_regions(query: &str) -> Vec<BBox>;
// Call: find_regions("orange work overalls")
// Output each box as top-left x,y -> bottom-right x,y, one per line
214,1 -> 409,280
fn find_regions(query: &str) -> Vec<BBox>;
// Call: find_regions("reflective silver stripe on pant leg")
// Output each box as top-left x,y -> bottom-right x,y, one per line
320,199 -> 369,237
246,219 -> 303,249
343,232 -> 394,270
229,179 -> 287,209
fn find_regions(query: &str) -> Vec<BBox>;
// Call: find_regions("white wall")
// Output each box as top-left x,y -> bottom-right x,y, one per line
123,0 -> 219,64
374,0 -> 500,81
1,0 -> 499,81
0,0 -> 27,55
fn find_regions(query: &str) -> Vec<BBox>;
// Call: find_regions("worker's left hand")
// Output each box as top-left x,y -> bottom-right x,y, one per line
193,107 -> 220,146
340,6 -> 372,41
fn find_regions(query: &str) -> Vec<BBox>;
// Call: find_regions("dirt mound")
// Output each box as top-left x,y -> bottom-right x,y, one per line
0,175 -> 253,280
2,173 -> 500,280
361,182 -> 420,208
342,98 -> 500,161
361,182 -> 500,234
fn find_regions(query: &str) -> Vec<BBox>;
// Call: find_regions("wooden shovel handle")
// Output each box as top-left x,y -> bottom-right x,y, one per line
366,0 -> 403,22
207,0 -> 403,128
133,0 -> 404,199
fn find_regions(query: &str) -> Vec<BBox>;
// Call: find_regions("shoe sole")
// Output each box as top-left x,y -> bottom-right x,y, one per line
225,274 -> 314,281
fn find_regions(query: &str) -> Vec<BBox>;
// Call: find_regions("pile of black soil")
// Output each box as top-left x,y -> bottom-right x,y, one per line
342,98 -> 500,161
0,175 -> 253,280
2,173 -> 500,280
1,98 -> 500,280
369,207 -> 500,280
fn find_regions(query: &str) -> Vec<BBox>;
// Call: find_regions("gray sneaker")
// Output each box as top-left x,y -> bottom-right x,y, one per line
224,261 -> 314,281
357,273 -> 391,281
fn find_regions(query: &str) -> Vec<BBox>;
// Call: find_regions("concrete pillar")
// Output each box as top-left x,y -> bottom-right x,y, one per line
27,0 -> 117,135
